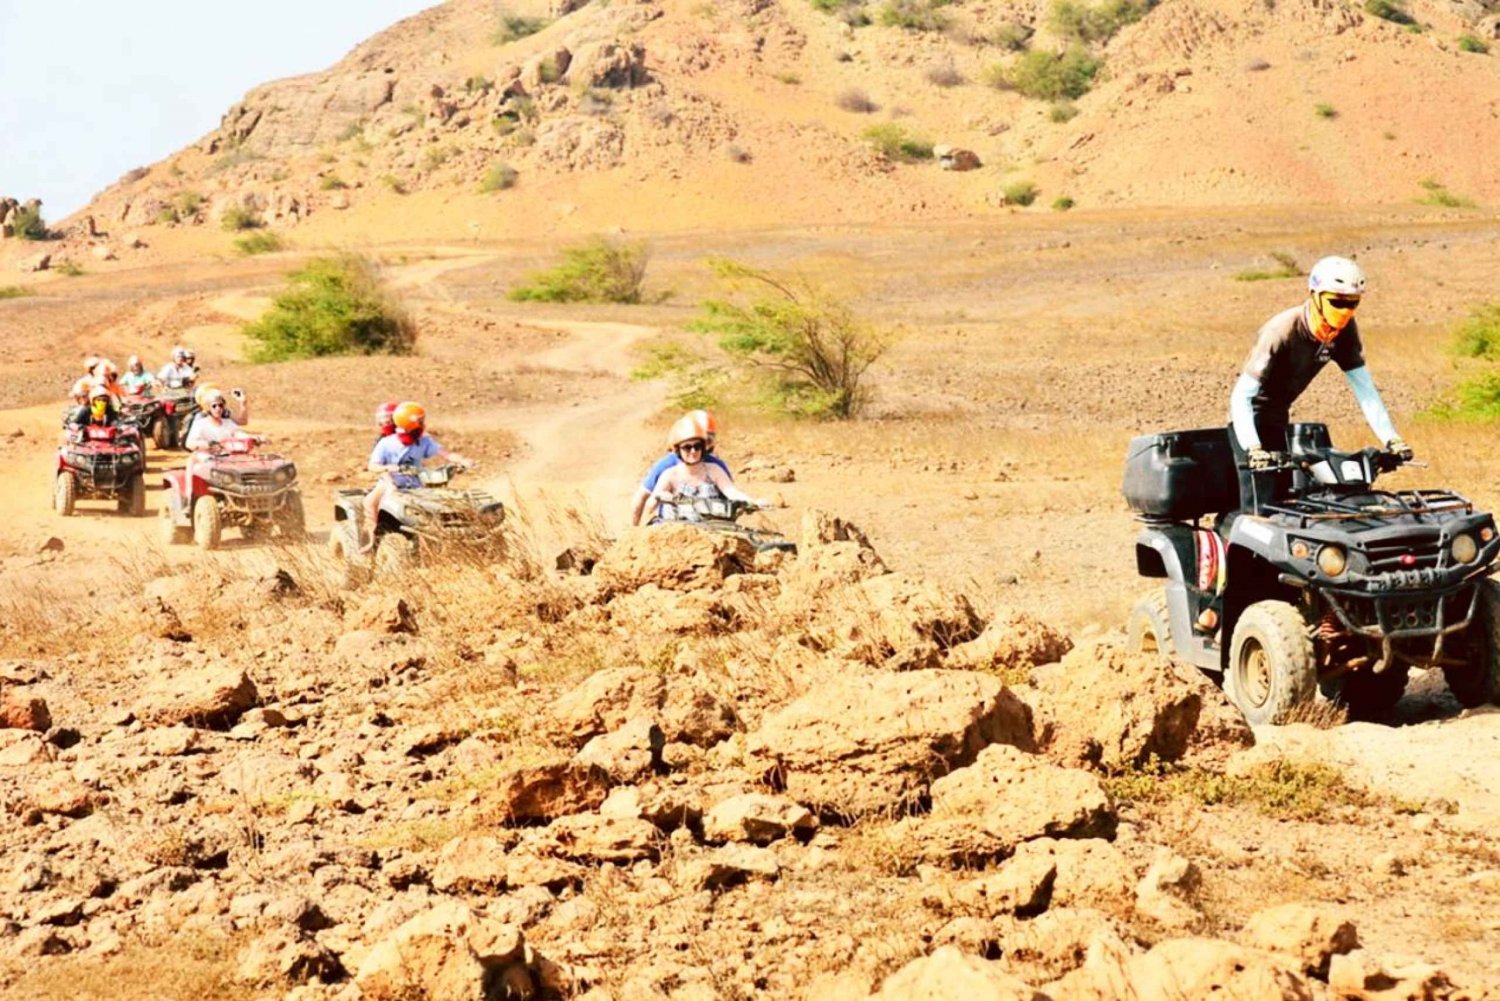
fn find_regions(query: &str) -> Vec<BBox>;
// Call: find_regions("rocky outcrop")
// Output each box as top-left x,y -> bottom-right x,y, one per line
134,665 -> 258,729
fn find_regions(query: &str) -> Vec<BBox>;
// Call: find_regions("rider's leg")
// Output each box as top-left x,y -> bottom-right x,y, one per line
361,477 -> 392,552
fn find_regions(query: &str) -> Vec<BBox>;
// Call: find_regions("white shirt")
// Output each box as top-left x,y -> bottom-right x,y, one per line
158,363 -> 196,385
185,415 -> 243,451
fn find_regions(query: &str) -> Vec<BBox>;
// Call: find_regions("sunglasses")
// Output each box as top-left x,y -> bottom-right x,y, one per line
210,402 -> 228,411
677,440 -> 705,453
1324,295 -> 1361,310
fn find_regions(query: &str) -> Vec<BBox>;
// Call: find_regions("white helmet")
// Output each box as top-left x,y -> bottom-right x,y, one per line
1308,256 -> 1366,296
172,345 -> 188,362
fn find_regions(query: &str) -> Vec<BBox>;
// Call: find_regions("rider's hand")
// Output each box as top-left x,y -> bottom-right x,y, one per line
1247,448 -> 1284,471
1385,437 -> 1414,462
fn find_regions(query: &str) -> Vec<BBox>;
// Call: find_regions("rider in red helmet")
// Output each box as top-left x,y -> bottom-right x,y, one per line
361,401 -> 471,552
374,401 -> 398,445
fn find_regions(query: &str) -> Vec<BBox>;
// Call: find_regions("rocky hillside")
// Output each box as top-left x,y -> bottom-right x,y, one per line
24,0 -> 1500,254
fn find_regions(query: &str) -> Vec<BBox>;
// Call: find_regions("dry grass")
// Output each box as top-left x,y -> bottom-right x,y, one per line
0,935 -> 255,1001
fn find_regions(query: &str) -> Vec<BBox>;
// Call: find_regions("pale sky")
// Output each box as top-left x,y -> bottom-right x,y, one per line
0,0 -> 440,221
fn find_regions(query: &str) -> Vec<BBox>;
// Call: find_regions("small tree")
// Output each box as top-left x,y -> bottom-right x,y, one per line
11,203 -> 47,240
242,254 -> 416,362
508,237 -> 649,303
689,259 -> 893,419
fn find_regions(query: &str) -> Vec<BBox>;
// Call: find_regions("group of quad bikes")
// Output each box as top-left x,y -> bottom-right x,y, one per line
55,389 -> 791,579
1125,422 -> 1500,723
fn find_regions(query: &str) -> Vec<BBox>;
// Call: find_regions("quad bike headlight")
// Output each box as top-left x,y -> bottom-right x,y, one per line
1451,533 -> 1479,565
1316,544 -> 1348,577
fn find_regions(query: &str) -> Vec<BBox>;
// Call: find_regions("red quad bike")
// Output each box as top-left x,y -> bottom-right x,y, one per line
119,392 -> 174,450
54,424 -> 146,517
160,437 -> 305,550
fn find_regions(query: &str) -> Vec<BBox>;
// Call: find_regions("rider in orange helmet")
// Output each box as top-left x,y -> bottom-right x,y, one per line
630,409 -> 734,525
641,413 -> 764,525
362,401 -> 471,551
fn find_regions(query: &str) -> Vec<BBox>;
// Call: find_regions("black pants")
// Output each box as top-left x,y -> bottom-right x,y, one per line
1229,420 -> 1290,513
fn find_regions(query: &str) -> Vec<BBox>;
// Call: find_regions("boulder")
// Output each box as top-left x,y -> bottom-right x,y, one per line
594,524 -> 754,594
943,608 -> 1072,678
0,686 -> 51,731
354,901 -> 530,1001
950,850 -> 1057,917
1007,837 -> 1137,912
347,594 -> 416,634
27,772 -> 96,817
746,669 -> 1035,818
1031,643 -> 1208,770
550,668 -> 666,745
431,836 -> 510,894
1242,903 -> 1359,978
1327,949 -> 1455,1000
702,792 -> 818,845
485,760 -> 611,823
0,730 -> 51,766
659,677 -> 739,746
994,908 -> 1129,984
543,814 -> 659,864
872,946 -> 1040,1000
574,718 -> 663,782
895,744 -> 1115,865
936,146 -> 983,171
1048,937 -> 1313,1000
566,40 -> 647,88
833,573 -> 985,670
236,927 -> 344,987
683,844 -> 782,891
19,253 -> 50,273
134,665 -> 258,729
1134,849 -> 1202,930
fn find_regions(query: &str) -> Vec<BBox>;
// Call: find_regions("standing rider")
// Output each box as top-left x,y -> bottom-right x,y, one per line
1229,256 -> 1410,507
362,402 -> 471,552
631,409 -> 734,526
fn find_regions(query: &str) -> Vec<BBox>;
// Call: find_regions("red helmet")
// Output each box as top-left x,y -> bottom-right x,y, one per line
375,401 -> 398,430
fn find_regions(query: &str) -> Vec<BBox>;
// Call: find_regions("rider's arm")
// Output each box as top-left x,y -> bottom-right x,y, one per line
630,487 -> 651,526
705,465 -> 754,504
1344,366 -> 1400,445
1230,374 -> 1262,451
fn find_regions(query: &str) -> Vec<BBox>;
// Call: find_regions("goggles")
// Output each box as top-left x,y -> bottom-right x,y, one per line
1324,294 -> 1361,310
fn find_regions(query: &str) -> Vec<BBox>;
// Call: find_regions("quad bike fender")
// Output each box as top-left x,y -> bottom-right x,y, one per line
1224,515 -> 1282,563
161,470 -> 193,526
1136,523 -> 1218,667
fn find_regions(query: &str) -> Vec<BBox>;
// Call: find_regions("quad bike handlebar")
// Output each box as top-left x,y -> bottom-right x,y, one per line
394,460 -> 475,486
1242,447 -> 1409,480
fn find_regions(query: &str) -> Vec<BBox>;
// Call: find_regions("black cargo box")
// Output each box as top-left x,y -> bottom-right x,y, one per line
1122,427 -> 1239,519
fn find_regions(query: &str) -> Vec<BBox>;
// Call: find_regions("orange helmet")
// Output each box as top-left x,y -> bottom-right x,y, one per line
667,413 -> 708,449
688,409 -> 719,440
393,401 -> 426,432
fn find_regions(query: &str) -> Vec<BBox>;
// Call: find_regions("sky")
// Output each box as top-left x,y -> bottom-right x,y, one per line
0,0 -> 439,221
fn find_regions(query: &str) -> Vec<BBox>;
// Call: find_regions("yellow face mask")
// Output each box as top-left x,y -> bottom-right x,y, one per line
90,399 -> 108,420
1311,292 -> 1360,341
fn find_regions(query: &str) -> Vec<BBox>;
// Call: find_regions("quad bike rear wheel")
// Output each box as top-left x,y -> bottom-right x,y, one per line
1444,579 -> 1500,707
160,506 -> 191,546
54,473 -> 76,517
119,474 -> 146,517
1226,599 -> 1317,726
194,495 -> 223,550
1127,592 -> 1173,661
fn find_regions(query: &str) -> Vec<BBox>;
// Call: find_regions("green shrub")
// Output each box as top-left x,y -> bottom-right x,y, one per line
1417,178 -> 1476,208
1002,180 -> 1039,206
861,123 -> 934,161
55,260 -> 86,277
688,259 -> 893,419
539,56 -> 564,84
1314,102 -> 1337,118
464,75 -> 493,94
1234,250 -> 1301,282
220,206 -> 263,232
1051,195 -> 1076,211
242,254 -> 416,362
480,163 -> 519,192
1106,757 -> 1373,821
336,121 -> 365,142
925,63 -> 965,86
174,191 -> 204,217
0,285 -> 32,299
320,175 -> 348,190
1457,34 -> 1489,53
234,232 -> 284,256
1049,102 -> 1080,122
1049,0 -> 1151,43
508,237 -> 650,304
989,21 -> 1034,50
1454,303 -> 1500,360
1364,0 -> 1413,24
879,0 -> 951,31
380,174 -> 407,194
10,204 -> 46,240
493,13 -> 549,43
423,146 -> 452,170
774,71 -> 803,84
1000,45 -> 1101,100
811,0 -> 871,23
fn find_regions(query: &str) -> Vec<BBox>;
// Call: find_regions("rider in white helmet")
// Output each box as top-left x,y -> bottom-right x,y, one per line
158,346 -> 196,387
119,355 -> 158,395
1228,256 -> 1408,503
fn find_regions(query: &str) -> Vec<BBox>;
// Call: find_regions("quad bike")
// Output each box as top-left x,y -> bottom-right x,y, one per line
328,463 -> 506,581
1124,423 -> 1500,724
652,496 -> 797,554
160,436 -> 304,549
119,392 -> 174,450
54,424 -> 146,517
157,377 -> 198,450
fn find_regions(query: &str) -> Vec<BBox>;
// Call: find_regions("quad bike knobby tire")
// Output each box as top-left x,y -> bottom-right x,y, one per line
119,474 -> 146,517
193,495 -> 223,550
375,533 -> 416,575
327,521 -> 370,589
1444,578 -> 1500,707
1226,599 -> 1317,726
160,507 -> 191,546
1127,592 -> 1173,662
54,473 -> 77,517
152,417 -> 171,450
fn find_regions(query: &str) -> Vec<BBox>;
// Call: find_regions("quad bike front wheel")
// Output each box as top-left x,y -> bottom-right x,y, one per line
54,473 -> 77,517
152,417 -> 171,450
119,474 -> 146,517
1127,592 -> 1173,662
276,493 -> 307,541
1444,578 -> 1500,708
194,495 -> 223,550
327,521 -> 370,589
1226,599 -> 1317,726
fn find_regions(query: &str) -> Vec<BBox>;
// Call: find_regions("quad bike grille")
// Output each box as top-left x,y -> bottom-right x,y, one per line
1364,533 -> 1443,573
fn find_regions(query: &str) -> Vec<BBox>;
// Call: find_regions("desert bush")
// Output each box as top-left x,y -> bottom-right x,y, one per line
1364,0 -> 1414,24
220,206 -> 262,232
464,75 -> 493,94
1418,178 -> 1476,208
539,55 -> 564,84
380,173 -> 407,194
689,258 -> 894,419
1457,33 -> 1489,53
493,12 -> 549,43
320,175 -> 348,190
10,203 -> 46,240
1106,756 -> 1373,821
55,260 -> 86,277
1454,303 -> 1500,360
1314,102 -> 1337,118
989,20 -> 1034,50
925,62 -> 965,86
773,71 -> 802,85
508,237 -> 649,304
1051,195 -> 1076,211
812,0 -> 872,24
879,0 -> 951,31
1049,101 -> 1080,122
861,123 -> 934,161
1002,180 -> 1039,206
480,163 -> 519,192
0,285 -> 32,299
1048,0 -> 1152,43
234,232 -> 284,256
424,146 -> 451,170
242,254 -> 416,362
1000,45 -> 1100,100
1234,250 -> 1300,282
725,143 -> 754,163
174,191 -> 204,217
336,120 -> 365,142
836,87 -> 880,113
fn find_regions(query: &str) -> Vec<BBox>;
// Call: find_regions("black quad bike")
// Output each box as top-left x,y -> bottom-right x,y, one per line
1124,423 -> 1500,723
328,464 -> 506,583
119,392 -> 173,450
652,496 -> 797,554
157,377 -> 199,450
